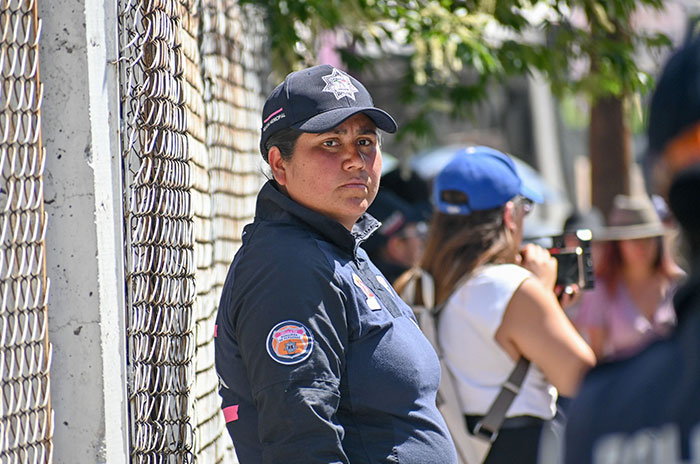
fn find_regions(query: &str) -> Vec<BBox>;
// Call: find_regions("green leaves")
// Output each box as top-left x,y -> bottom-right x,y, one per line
244,0 -> 671,142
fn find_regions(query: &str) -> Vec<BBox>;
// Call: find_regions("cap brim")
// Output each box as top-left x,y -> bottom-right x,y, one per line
293,107 -> 397,134
519,182 -> 544,204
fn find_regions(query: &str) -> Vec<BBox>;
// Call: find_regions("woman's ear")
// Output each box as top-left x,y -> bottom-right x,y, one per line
503,201 -> 517,232
267,146 -> 287,186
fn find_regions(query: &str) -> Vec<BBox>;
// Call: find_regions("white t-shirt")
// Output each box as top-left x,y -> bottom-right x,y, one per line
438,264 -> 557,420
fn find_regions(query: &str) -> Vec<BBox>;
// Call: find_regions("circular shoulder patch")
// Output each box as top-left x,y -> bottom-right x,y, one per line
266,320 -> 314,365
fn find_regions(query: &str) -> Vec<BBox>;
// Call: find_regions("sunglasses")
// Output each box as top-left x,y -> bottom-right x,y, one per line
515,196 -> 534,216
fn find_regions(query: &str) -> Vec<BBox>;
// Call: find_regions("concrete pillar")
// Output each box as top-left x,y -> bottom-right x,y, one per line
38,0 -> 128,462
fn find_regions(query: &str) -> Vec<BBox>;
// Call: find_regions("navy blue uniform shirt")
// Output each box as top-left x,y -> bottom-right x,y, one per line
565,270 -> 700,464
215,181 -> 457,464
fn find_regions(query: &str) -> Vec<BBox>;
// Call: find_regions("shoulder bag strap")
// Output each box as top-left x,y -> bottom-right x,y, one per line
472,357 -> 530,443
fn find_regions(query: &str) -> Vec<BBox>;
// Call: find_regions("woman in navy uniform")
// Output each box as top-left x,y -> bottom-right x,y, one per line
214,65 -> 458,464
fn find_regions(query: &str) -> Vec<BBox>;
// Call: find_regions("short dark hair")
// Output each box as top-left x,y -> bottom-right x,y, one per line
263,128 -> 304,163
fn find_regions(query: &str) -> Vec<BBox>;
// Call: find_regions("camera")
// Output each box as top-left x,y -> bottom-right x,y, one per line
526,229 -> 595,289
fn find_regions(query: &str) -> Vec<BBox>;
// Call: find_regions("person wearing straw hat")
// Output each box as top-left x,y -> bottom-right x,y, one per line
573,194 -> 684,361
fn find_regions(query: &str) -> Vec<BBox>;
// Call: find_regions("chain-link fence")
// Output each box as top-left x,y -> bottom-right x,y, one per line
0,0 -> 53,463
118,0 -> 267,462
196,2 -> 266,462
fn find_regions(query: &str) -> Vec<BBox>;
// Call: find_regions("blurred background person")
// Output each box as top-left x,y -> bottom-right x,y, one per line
402,146 -> 595,464
380,162 -> 433,220
573,194 -> 685,361
565,35 -> 700,464
364,189 -> 428,284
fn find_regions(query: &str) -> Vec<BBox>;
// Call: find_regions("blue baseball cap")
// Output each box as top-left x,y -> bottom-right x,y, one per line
433,146 -> 543,215
260,64 -> 397,158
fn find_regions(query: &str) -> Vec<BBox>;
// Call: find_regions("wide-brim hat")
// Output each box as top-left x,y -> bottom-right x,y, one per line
563,207 -> 606,241
598,194 -> 665,241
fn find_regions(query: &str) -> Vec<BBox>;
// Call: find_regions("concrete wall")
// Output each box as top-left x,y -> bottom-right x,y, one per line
38,0 -> 128,462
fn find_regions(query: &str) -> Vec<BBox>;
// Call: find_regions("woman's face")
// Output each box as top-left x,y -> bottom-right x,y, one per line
618,237 -> 659,269
272,113 -> 382,230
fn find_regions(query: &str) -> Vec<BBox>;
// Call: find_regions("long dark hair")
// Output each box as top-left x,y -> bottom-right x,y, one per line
416,206 -> 518,304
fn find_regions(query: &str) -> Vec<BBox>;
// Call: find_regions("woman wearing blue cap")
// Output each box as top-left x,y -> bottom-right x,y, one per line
409,146 -> 595,463
214,65 -> 458,464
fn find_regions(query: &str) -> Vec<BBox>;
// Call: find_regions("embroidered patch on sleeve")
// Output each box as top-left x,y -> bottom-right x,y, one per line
266,321 -> 314,365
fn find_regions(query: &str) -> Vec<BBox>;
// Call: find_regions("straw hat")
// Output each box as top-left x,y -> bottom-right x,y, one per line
599,194 -> 666,241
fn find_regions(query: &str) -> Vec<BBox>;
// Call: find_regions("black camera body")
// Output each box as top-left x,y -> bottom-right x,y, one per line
548,229 -> 595,289
525,229 -> 595,289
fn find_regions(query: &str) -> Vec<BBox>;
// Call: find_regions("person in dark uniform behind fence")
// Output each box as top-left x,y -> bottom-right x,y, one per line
363,189 -> 428,284
564,36 -> 700,464
214,64 -> 458,464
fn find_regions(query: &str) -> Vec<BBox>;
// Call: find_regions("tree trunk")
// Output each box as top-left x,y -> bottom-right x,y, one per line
589,96 -> 632,217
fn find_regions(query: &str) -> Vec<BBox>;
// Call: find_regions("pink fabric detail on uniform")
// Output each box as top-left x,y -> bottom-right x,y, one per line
223,405 -> 239,422
263,107 -> 283,123
214,324 -> 218,338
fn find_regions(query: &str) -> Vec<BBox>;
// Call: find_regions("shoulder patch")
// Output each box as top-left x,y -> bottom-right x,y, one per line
266,321 -> 314,365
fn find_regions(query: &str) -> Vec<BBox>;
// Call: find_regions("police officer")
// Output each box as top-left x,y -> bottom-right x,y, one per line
214,65 -> 458,464
564,37 -> 700,464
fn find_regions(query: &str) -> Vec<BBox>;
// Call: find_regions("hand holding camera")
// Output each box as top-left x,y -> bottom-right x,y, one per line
524,229 -> 596,289
522,229 -> 596,306
519,243 -> 558,291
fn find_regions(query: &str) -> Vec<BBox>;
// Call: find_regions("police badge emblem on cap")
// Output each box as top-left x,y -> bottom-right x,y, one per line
321,68 -> 359,100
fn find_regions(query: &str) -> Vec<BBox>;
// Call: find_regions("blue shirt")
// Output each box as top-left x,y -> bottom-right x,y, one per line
215,181 -> 457,464
565,270 -> 700,463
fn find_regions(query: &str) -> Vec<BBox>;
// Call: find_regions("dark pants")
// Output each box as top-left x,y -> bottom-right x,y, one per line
465,415 -> 545,464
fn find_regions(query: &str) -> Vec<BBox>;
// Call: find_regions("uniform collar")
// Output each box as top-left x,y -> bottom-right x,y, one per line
255,181 -> 380,257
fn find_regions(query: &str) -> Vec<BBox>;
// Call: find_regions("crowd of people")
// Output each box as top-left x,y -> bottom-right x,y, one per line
214,36 -> 700,464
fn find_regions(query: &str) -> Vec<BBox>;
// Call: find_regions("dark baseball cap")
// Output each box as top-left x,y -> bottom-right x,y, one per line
648,37 -> 700,157
260,64 -> 397,158
647,38 -> 700,234
364,189 -> 427,253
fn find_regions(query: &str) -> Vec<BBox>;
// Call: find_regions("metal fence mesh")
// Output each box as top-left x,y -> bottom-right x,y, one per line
196,3 -> 266,462
119,1 -> 198,461
118,0 -> 266,462
0,0 -> 53,463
